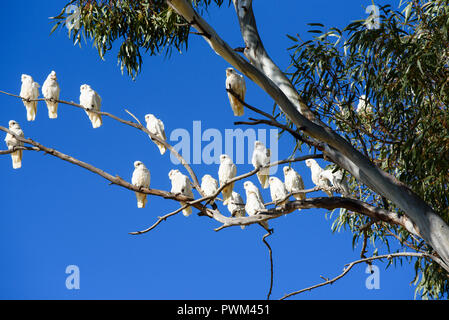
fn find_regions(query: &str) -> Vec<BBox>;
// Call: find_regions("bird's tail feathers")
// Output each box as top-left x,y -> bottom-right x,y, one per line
230,98 -> 244,117
136,192 -> 147,208
257,172 -> 269,189
181,202 -> 192,216
293,193 -> 305,201
47,101 -> 58,119
25,103 -> 37,121
89,113 -> 102,128
222,184 -> 234,205
156,142 -> 166,155
234,102 -> 244,117
11,150 -> 22,169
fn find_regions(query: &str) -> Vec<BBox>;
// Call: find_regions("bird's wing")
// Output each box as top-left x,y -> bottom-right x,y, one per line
157,119 -> 167,141
93,91 -> 102,110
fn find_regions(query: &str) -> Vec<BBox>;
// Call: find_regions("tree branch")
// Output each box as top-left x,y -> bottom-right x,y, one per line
262,232 -> 274,300
214,197 -> 422,239
0,146 -> 39,155
129,205 -> 188,235
279,252 -> 439,300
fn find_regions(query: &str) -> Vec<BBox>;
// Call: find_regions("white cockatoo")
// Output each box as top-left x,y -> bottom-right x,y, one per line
305,159 -> 333,197
41,71 -> 60,119
145,114 -> 167,155
201,174 -> 219,204
4,120 -> 25,169
79,84 -> 102,128
319,168 -> 350,197
251,140 -> 270,189
268,176 -> 289,206
225,67 -> 246,117
169,169 -> 194,216
218,154 -> 237,205
20,74 -> 40,121
356,95 -> 373,119
283,166 -> 306,201
243,180 -> 264,203
131,161 -> 151,208
228,191 -> 245,218
244,181 -> 269,229
227,191 -> 246,229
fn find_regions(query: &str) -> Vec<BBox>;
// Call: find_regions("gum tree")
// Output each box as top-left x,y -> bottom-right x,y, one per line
2,0 -> 448,299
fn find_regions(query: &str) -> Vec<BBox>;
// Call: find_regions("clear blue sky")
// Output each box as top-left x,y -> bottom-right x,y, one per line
0,0 -> 418,300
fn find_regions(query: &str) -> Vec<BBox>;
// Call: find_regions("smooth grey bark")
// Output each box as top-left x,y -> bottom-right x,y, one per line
166,0 -> 449,272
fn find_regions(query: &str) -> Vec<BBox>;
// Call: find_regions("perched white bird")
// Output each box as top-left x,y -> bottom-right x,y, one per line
283,166 -> 306,201
41,71 -> 60,119
79,84 -> 102,128
218,154 -> 237,205
227,191 -> 246,229
201,174 -> 219,204
305,159 -> 333,197
4,120 -> 25,169
251,140 -> 270,189
20,74 -> 40,121
356,95 -> 373,118
225,67 -> 246,117
131,161 -> 151,208
145,114 -> 167,155
169,169 -> 194,216
244,181 -> 269,229
320,169 -> 350,197
268,176 -> 289,206
228,191 -> 245,217
243,181 -> 264,203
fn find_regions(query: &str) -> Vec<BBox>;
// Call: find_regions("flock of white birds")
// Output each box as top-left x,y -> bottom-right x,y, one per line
4,67 -> 356,227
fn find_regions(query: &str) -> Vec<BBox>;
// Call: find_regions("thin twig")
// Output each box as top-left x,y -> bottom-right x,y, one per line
125,109 -> 142,126
129,205 -> 187,235
262,232 -> 274,300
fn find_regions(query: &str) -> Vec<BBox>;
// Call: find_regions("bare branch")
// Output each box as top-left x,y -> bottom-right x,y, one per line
0,146 -> 39,155
262,232 -> 274,300
129,205 -> 188,235
280,252 -> 439,300
124,109 -> 143,126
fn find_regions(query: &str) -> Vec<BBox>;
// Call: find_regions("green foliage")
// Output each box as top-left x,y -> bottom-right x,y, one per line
51,0 -> 229,78
286,0 -> 449,299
